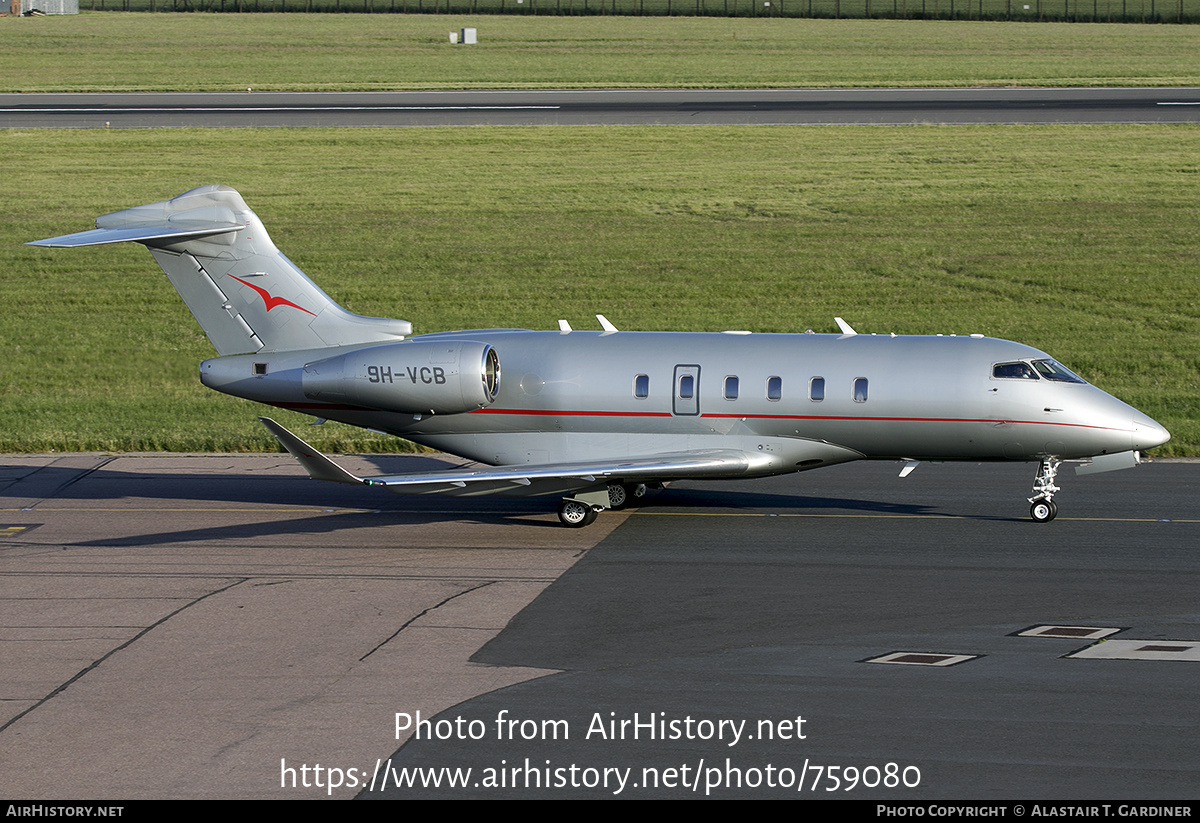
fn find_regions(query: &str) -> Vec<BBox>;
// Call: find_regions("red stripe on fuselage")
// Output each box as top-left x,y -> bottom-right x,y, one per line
470,408 -> 672,418
266,401 -> 374,412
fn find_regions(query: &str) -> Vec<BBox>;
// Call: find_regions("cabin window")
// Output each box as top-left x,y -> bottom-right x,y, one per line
809,376 -> 825,402
853,377 -> 869,403
253,363 -> 268,376
993,361 -> 1038,380
767,376 -> 782,401
634,374 -> 649,398
724,376 -> 739,400
679,374 -> 694,400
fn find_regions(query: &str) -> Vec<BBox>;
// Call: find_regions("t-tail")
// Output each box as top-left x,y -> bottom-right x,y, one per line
28,185 -> 411,355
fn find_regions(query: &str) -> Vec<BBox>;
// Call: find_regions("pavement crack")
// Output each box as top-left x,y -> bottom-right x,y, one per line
9,456 -> 118,509
0,577 -> 248,735
359,581 -> 495,662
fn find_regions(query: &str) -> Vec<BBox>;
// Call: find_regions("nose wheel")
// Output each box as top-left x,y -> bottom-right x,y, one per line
1027,458 -> 1061,523
1030,498 -> 1058,523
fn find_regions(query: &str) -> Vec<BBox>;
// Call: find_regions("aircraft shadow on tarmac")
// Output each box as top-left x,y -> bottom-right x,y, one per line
0,455 -> 457,507
61,488 -> 951,549
1,458 -> 1038,549
647,486 -> 945,517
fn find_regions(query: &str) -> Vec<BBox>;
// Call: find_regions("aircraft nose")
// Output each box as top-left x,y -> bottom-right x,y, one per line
1132,414 -> 1170,451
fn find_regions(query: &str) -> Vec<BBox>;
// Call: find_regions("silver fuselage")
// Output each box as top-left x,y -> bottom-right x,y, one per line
201,329 -> 1167,478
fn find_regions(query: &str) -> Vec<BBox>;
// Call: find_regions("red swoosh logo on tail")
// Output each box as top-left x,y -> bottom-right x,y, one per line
227,274 -> 316,316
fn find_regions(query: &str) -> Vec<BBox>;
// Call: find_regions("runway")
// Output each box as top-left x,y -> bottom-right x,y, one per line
2,453 -> 1197,798
4,87 -> 1200,128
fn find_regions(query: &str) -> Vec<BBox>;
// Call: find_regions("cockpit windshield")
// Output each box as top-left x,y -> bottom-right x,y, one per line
1031,359 -> 1087,383
992,359 -> 1087,384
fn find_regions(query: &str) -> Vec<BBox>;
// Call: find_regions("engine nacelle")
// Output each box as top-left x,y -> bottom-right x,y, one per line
302,340 -> 500,415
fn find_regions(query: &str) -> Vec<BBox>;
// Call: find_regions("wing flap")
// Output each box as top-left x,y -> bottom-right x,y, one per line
366,451 -> 752,490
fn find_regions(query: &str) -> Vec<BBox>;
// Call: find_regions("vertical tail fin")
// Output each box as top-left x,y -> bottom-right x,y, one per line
28,185 -> 411,355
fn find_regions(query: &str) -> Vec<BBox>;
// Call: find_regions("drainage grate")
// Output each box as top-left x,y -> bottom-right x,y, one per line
864,652 -> 980,667
1016,625 -> 1123,640
1068,639 -> 1200,662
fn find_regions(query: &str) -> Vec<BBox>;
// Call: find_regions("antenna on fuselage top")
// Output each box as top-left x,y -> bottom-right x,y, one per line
834,317 -> 857,336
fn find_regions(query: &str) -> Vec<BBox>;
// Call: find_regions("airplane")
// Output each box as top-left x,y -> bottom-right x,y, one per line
29,185 -> 1171,527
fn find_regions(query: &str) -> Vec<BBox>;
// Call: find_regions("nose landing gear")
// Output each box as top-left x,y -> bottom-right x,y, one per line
1028,457 -> 1061,523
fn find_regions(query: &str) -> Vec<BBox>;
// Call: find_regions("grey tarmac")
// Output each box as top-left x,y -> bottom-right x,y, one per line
0,451 -> 625,799
4,87 -> 1200,128
1,453 -> 1196,798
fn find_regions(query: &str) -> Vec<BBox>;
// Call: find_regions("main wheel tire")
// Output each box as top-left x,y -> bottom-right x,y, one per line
1030,498 -> 1058,523
607,483 -> 629,510
558,499 -> 598,528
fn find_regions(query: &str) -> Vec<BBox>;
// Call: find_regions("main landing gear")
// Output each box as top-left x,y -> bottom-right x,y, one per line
557,498 -> 598,528
606,482 -> 648,511
556,482 -> 651,527
1028,457 -> 1061,523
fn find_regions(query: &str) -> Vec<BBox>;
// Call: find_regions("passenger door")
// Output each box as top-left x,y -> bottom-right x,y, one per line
673,364 -> 700,416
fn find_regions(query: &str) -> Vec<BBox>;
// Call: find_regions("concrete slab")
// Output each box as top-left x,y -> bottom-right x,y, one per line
0,453 -> 622,799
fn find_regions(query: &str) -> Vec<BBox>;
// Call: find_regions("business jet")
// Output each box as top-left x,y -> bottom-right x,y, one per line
29,186 -> 1170,526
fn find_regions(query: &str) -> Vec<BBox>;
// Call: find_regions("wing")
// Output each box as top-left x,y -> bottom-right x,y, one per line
259,417 -> 758,497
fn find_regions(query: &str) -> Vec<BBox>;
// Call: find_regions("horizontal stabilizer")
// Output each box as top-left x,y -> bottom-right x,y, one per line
27,221 -> 244,249
30,186 -> 414,355
259,417 -> 758,498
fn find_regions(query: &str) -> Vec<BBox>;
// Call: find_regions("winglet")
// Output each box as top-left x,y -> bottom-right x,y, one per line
259,417 -> 366,486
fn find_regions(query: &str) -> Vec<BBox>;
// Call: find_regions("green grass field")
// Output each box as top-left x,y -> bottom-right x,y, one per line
3,126 -> 1197,454
5,15 -> 1200,91
46,0 -> 1200,22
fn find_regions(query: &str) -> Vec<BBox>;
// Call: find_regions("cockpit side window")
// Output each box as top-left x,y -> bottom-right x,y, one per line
1031,359 -> 1087,384
992,361 -> 1038,380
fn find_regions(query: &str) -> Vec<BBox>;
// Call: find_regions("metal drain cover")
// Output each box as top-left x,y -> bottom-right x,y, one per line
1016,625 -> 1123,640
864,652 -> 979,667
1068,639 -> 1200,661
